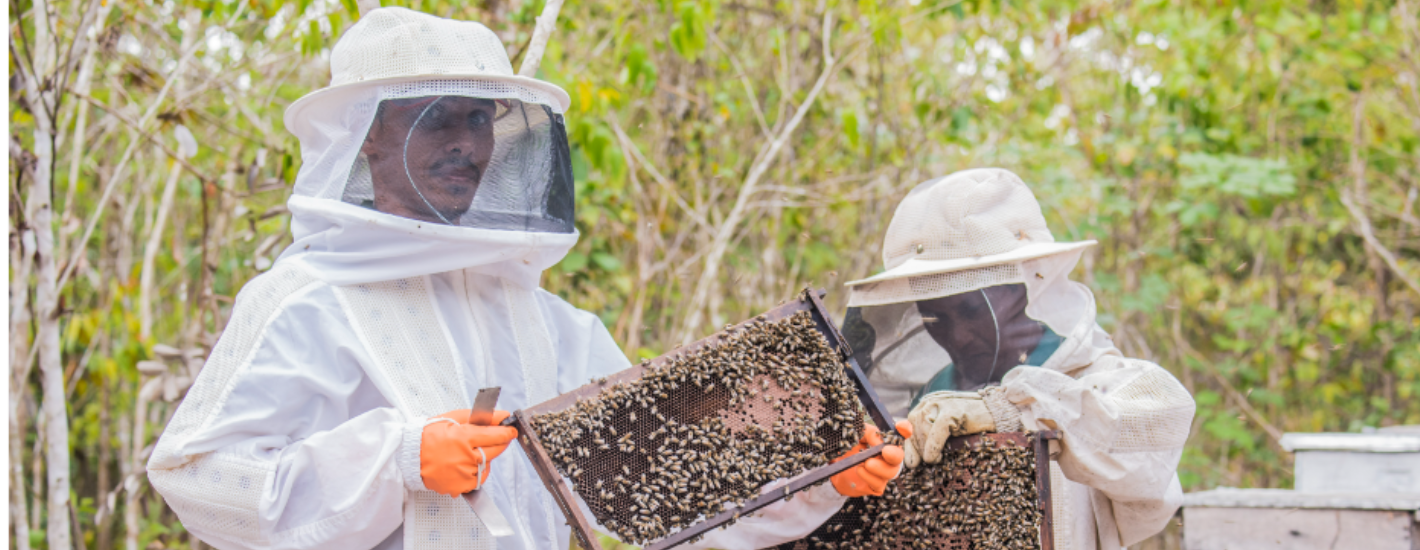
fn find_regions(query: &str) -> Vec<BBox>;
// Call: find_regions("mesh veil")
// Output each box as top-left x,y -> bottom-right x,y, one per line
844,249 -> 1114,418
291,80 -> 573,233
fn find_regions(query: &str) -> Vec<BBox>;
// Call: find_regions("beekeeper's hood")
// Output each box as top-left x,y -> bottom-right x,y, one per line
842,168 -> 1119,418
276,7 -> 576,287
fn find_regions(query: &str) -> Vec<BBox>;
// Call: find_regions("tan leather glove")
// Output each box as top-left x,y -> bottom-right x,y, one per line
904,391 -> 995,468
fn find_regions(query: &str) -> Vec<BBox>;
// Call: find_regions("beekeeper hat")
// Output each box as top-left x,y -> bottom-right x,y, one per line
845,168 -> 1096,304
283,6 -> 571,140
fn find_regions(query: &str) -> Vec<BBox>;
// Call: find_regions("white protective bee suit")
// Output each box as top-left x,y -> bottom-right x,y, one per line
840,168 -> 1196,550
146,8 -> 841,550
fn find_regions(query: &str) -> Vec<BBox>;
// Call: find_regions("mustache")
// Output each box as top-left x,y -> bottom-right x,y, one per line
427,155 -> 483,178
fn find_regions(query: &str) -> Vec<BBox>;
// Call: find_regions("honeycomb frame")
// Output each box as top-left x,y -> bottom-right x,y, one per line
509,289 -> 896,550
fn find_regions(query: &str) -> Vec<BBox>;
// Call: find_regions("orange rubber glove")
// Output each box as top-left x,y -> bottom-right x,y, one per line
830,421 -> 912,497
420,409 -> 518,496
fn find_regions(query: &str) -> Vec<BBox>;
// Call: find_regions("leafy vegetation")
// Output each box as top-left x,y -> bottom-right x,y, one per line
10,0 -> 1419,548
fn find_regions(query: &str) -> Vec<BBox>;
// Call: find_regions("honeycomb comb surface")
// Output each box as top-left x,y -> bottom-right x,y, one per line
532,312 -> 868,546
776,434 -> 1043,550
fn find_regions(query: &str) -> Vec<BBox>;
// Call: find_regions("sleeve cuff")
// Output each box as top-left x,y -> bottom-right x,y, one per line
399,421 -> 430,492
980,386 -> 1024,433
798,480 -> 848,505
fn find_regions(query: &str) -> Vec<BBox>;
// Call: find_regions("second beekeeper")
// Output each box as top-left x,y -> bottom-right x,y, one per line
840,168 -> 1196,550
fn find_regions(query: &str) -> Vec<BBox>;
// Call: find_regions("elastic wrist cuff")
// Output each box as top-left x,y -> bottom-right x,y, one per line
802,479 -> 848,505
979,386 -> 1024,433
399,421 -> 430,492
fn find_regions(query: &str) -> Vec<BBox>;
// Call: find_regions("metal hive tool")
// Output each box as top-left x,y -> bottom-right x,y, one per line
508,289 -> 894,550
772,431 -> 1059,550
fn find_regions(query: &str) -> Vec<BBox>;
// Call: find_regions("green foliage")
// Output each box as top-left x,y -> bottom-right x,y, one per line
668,1 -> 713,62
1179,153 -> 1297,198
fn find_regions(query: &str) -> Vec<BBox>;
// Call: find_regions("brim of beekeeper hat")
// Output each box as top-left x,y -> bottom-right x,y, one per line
282,73 -> 572,142
844,240 -> 1097,287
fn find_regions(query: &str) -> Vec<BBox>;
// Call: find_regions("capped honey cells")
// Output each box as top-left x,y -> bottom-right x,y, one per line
775,433 -> 1044,550
531,311 -> 869,546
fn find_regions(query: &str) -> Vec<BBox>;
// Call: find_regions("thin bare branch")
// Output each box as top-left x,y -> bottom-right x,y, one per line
517,0 -> 565,77
607,118 -> 713,233
679,11 -> 857,340
708,30 -> 774,140
1342,192 -> 1420,296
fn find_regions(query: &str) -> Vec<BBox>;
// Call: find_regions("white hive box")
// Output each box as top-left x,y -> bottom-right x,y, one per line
1280,430 -> 1420,494
1181,489 -> 1420,550
1179,428 -> 1420,550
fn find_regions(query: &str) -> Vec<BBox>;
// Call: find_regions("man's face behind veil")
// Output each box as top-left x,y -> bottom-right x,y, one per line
916,283 -> 1043,389
361,96 -> 498,224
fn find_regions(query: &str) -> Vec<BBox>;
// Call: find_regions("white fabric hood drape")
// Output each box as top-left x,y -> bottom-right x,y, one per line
281,196 -> 578,288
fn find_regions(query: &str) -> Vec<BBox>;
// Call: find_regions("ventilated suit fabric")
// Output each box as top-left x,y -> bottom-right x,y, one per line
283,7 -> 570,143
844,168 -> 1094,304
841,168 -> 1195,550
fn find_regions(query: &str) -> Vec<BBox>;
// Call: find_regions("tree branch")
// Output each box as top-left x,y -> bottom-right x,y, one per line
708,29 -> 774,140
57,91 -> 217,292
1341,192 -> 1420,296
517,0 -> 566,77
607,118 -> 713,234
1171,315 -> 1285,446
1343,91 -> 1420,297
678,11 -> 856,341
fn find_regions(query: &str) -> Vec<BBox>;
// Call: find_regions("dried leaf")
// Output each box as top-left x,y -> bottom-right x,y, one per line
152,343 -> 182,358
186,357 -> 204,378
163,375 -> 179,402
139,377 -> 164,402
136,360 -> 168,376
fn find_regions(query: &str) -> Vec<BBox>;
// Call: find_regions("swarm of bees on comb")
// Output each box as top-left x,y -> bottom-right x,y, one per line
776,433 -> 1043,550
531,311 -> 868,546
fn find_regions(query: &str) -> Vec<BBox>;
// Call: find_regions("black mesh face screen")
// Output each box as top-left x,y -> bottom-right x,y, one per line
343,96 -> 575,233
841,307 -> 877,375
914,284 -> 1044,391
542,108 -> 575,228
530,312 -> 869,547
771,433 -> 1044,550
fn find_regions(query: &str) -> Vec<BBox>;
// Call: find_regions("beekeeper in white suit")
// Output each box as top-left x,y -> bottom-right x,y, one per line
146,7 -> 869,550
840,168 -> 1196,550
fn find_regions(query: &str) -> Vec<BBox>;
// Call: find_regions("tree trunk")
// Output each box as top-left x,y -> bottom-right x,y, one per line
25,0 -> 74,547
31,408 -> 44,535
96,381 -> 114,550
138,7 -> 199,341
124,392 -> 147,550
11,191 -> 35,550
516,0 -> 566,77
138,161 -> 184,340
